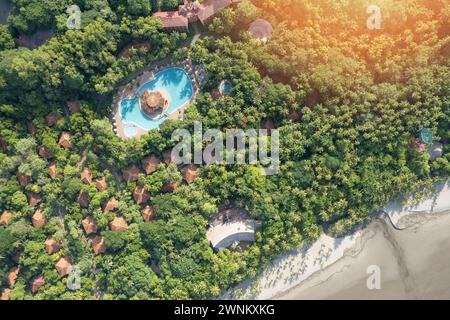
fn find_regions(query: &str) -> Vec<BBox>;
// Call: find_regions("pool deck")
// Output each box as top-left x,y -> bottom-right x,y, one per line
112,59 -> 201,139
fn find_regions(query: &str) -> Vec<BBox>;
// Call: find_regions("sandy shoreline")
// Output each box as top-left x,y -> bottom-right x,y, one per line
223,179 -> 450,300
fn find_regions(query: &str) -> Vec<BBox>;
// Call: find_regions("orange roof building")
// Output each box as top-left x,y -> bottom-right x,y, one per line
32,209 -> 47,228
46,113 -> 63,126
45,237 -> 62,255
81,168 -> 93,184
141,154 -> 161,174
103,197 -> 119,213
30,275 -> 46,293
27,191 -> 41,207
182,164 -> 199,184
153,11 -> 189,31
58,132 -> 73,149
91,236 -> 107,255
48,163 -> 57,179
55,257 -> 73,277
0,210 -> 13,226
109,217 -> 128,232
133,186 -> 150,205
95,177 -> 108,192
0,288 -> 11,300
7,266 -> 20,287
77,190 -> 90,208
142,205 -> 157,222
82,216 -> 97,235
38,145 -> 54,159
122,165 -> 140,183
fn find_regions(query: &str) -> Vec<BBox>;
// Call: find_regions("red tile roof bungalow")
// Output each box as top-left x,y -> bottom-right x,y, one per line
153,0 -> 238,31
197,0 -> 238,24
153,11 -> 189,31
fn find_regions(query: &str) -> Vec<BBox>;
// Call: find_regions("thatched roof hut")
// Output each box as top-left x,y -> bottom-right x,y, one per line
288,109 -> 300,122
181,164 -> 199,184
16,172 -> 31,187
7,266 -> 20,287
248,19 -> 273,43
162,148 -> 174,166
139,90 -> 167,117
103,197 -> 119,213
133,186 -> 150,205
141,205 -> 157,222
27,191 -> 41,207
27,121 -> 37,135
161,181 -> 180,193
81,168 -> 93,184
38,145 -> 54,159
58,132 -> 73,149
0,288 -> 11,300
77,190 -> 90,208
32,209 -> 47,228
0,139 -> 7,153
95,177 -> 108,192
30,275 -> 46,293
141,154 -> 161,174
91,236 -> 107,255
55,257 -> 73,277
45,237 -> 62,255
82,216 -> 97,235
0,210 -> 13,226
48,163 -> 57,180
46,113 -> 63,126
261,118 -> 275,134
67,100 -> 80,114
110,217 -> 128,232
122,165 -> 140,183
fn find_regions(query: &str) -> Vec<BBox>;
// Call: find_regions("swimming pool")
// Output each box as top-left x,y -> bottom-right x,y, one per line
119,67 -> 194,134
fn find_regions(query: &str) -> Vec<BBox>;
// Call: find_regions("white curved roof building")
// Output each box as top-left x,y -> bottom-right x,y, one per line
207,207 -> 262,251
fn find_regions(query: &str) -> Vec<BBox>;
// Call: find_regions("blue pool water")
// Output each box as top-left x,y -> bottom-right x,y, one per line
219,80 -> 232,96
124,126 -> 137,137
119,67 -> 194,133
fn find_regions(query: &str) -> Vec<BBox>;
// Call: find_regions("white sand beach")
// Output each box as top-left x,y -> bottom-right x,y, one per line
224,179 -> 450,300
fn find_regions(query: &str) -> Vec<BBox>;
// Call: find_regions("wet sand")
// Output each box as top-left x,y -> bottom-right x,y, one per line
277,211 -> 450,300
